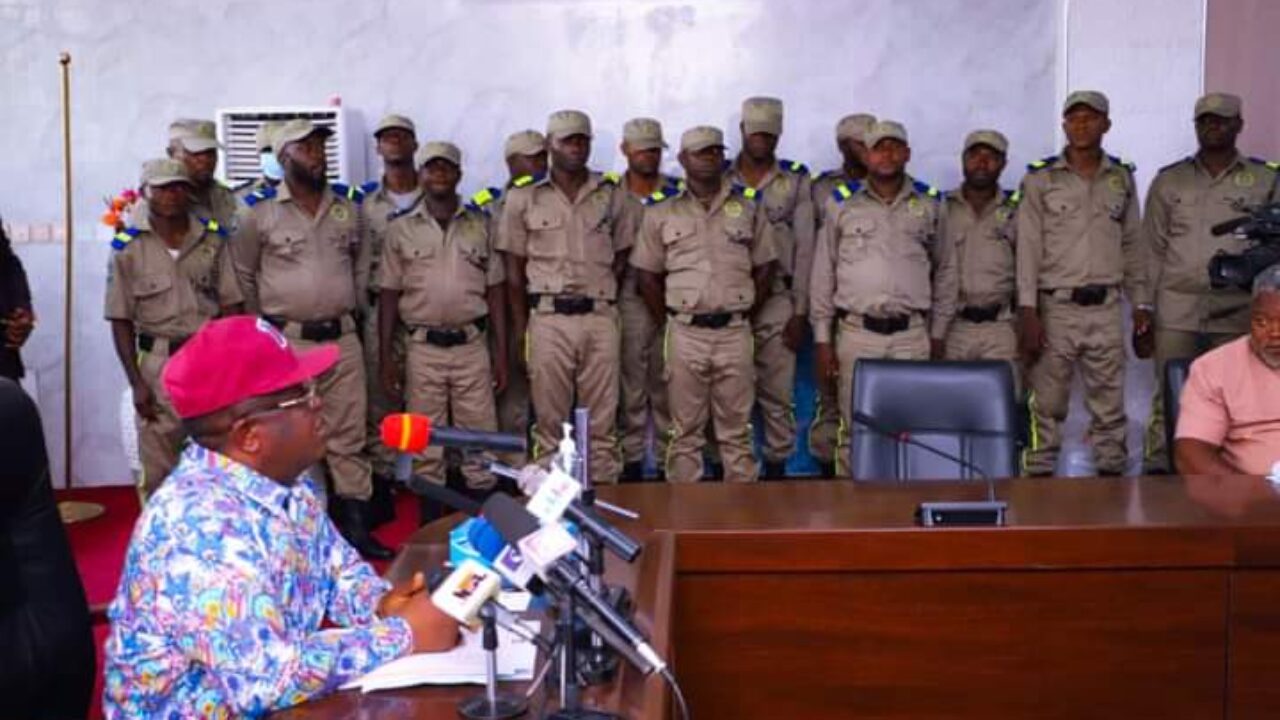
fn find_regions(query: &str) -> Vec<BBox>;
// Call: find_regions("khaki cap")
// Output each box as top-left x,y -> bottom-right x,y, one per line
546,109 -> 592,140
741,96 -> 783,136
622,117 -> 667,151
865,120 -> 909,148
680,126 -> 726,153
1063,90 -> 1109,115
415,141 -> 462,168
273,119 -> 333,156
1194,92 -> 1242,119
255,121 -> 283,152
140,158 -> 194,187
963,129 -> 1009,155
836,113 -> 877,143
169,118 -> 221,153
374,113 -> 416,136
504,129 -> 547,159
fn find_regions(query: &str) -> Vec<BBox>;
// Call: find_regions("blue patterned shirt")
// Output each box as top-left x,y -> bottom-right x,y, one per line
103,444 -> 412,718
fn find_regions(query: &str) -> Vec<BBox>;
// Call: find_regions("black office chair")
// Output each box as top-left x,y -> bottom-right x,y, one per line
1163,358 -> 1193,474
0,378 -> 95,719
849,360 -> 1019,480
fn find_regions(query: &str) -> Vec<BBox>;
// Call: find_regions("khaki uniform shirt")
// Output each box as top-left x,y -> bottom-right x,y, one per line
230,182 -> 367,321
1016,152 -> 1148,308
496,171 -> 638,301
379,197 -> 503,327
812,168 -> 863,227
192,182 -> 241,232
944,188 -> 1020,309
630,182 -> 778,314
362,181 -> 422,298
727,159 -> 816,316
620,174 -> 682,301
104,213 -> 243,337
810,176 -> 957,342
1145,153 -> 1279,332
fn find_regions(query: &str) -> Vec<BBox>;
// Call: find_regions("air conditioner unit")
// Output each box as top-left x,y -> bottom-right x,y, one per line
214,106 -> 365,186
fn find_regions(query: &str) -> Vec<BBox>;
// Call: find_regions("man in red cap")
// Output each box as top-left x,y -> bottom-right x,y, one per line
102,315 -> 458,718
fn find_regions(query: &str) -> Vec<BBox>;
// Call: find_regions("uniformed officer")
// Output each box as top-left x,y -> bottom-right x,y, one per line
725,97 -> 815,478
497,110 -> 638,485
1017,91 -> 1149,476
379,141 -> 507,521
631,126 -> 776,483
943,130 -> 1021,383
474,130 -> 548,467
234,121 -> 284,201
167,119 -> 239,230
230,119 -> 390,558
808,112 -> 876,477
105,159 -> 244,499
810,120 -> 957,470
360,114 -> 421,504
1141,92 -> 1279,472
617,117 -> 680,482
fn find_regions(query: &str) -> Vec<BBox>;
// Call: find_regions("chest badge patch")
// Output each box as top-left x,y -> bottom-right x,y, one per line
330,204 -> 350,222
723,200 -> 743,218
1234,170 -> 1256,188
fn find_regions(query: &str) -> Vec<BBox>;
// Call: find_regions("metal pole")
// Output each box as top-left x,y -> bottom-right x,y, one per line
59,51 -> 73,488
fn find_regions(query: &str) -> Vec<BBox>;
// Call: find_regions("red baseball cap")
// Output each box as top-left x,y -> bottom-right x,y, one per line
162,315 -> 339,419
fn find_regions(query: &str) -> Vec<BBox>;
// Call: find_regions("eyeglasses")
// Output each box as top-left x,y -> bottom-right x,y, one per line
236,384 -> 321,422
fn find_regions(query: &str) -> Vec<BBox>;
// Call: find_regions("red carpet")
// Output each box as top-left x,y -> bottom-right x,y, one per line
57,486 -> 424,719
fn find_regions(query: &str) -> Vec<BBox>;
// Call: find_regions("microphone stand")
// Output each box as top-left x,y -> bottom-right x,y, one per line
458,604 -> 528,720
570,408 -> 621,685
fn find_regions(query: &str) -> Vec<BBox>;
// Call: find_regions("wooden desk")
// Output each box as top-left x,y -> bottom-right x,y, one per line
282,476 -> 1280,719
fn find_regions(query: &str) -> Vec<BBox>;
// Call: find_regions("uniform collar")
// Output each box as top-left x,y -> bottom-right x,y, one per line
406,194 -> 467,222
181,443 -> 307,520
865,175 -> 915,206
1191,151 -> 1246,178
1054,149 -> 1121,174
135,212 -> 208,255
729,155 -> 780,189
947,185 -> 1006,215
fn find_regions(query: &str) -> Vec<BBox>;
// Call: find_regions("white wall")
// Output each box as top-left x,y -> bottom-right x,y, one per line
1,0 -> 1205,485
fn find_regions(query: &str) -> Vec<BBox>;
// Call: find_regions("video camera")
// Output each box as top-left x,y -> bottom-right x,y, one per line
1209,202 -> 1280,290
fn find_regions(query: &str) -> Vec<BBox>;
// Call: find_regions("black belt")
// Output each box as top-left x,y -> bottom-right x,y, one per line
836,309 -> 913,335
1060,285 -> 1109,306
264,314 -> 348,342
530,294 -> 607,315
137,333 -> 188,354
780,275 -> 794,290
417,317 -> 488,348
958,302 -> 1007,323
670,310 -> 746,329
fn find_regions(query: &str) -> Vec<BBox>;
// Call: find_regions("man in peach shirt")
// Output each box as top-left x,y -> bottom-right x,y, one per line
1175,264 -> 1280,475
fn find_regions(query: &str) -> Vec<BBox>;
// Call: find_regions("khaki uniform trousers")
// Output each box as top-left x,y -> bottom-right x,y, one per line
492,317 -> 530,467
405,330 -> 499,489
943,317 -> 1021,394
1024,294 -> 1127,476
665,319 -> 759,483
752,292 -> 798,464
362,305 -> 404,477
528,307 -> 621,484
135,341 -> 185,501
835,316 -> 930,473
1141,327 -> 1238,472
619,290 -> 670,465
290,330 -> 372,500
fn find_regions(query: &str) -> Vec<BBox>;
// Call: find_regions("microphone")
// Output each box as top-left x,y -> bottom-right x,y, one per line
381,413 -> 526,454
430,559 -> 502,628
482,494 -> 667,675
1210,215 -> 1252,236
850,411 -> 1007,526
504,464 -> 642,564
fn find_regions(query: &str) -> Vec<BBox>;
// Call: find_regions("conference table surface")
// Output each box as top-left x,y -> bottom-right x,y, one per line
277,476 -> 1280,719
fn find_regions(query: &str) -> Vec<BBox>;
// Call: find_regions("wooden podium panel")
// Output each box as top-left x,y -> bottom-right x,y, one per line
277,477 -> 1280,719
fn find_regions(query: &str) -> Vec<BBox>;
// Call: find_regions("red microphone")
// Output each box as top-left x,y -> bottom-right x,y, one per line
380,413 -> 526,454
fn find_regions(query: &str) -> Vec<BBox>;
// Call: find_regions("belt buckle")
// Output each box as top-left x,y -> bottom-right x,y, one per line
1070,286 -> 1106,306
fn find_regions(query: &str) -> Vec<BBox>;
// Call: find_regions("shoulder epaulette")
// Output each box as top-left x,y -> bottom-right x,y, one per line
1249,156 -> 1280,172
1027,155 -> 1059,172
1107,154 -> 1137,173
198,217 -> 228,239
642,183 -> 683,207
912,179 -> 941,200
601,171 -> 621,185
1003,189 -> 1022,207
779,159 -> 809,175
360,180 -> 380,195
242,184 -> 277,207
332,182 -> 366,204
110,226 -> 140,251
512,172 -> 545,189
812,168 -> 841,182
463,200 -> 490,216
1158,156 -> 1195,174
471,186 -> 503,209
731,182 -> 759,201
387,195 -> 425,223
831,181 -> 862,204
